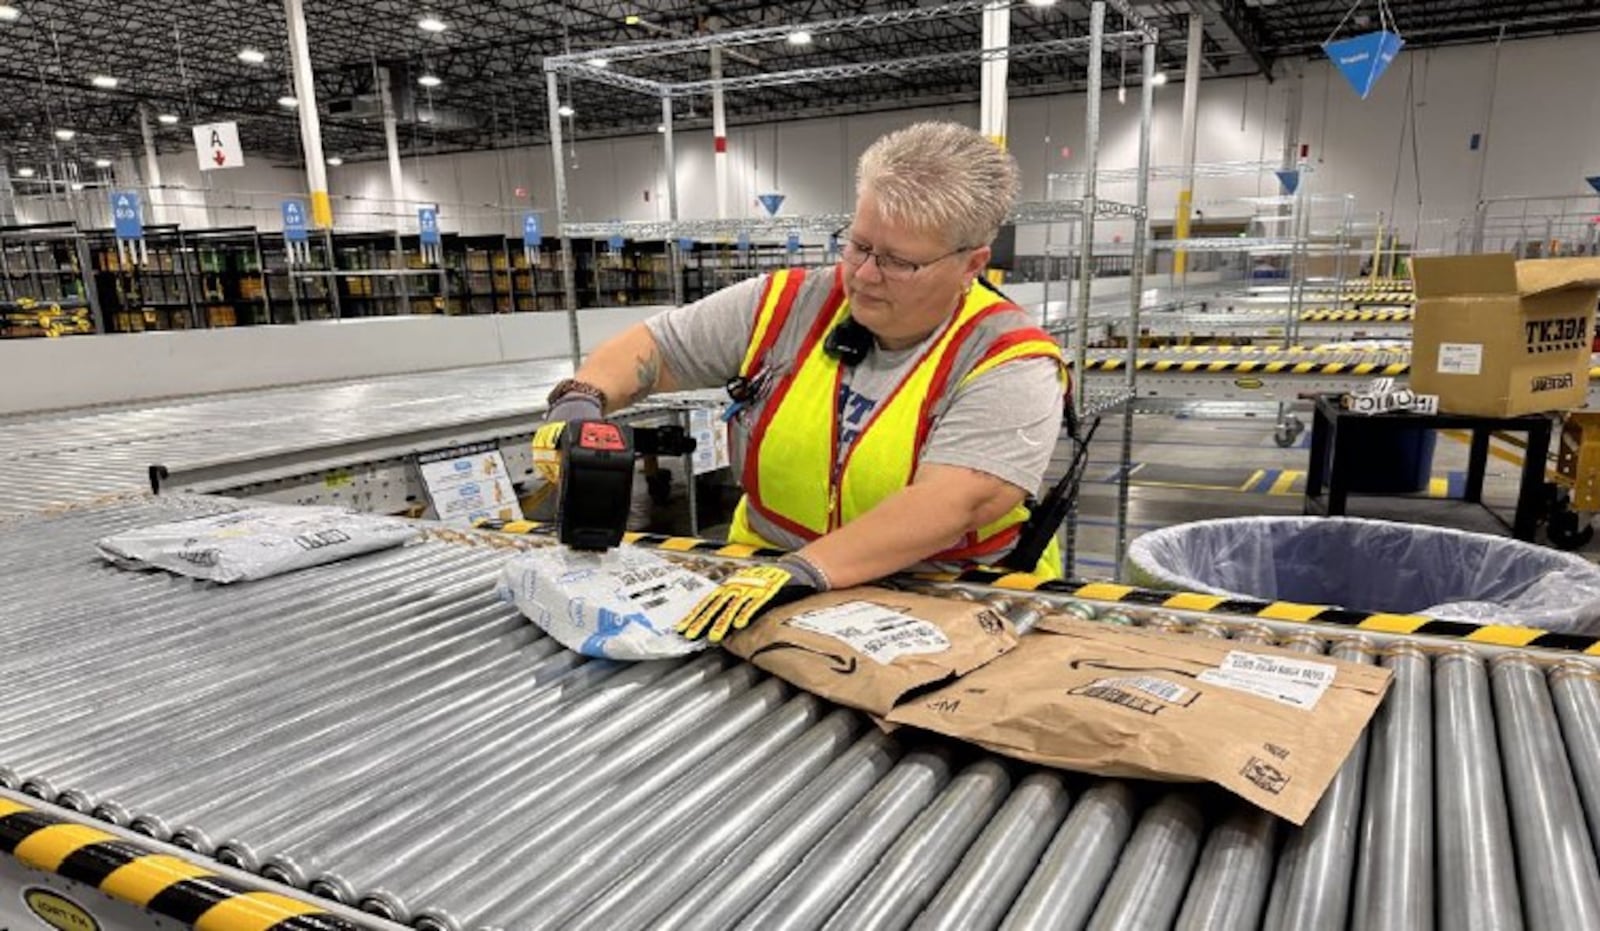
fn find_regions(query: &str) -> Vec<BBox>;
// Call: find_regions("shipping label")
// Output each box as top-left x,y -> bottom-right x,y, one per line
1198,650 -> 1337,710
1437,342 -> 1483,375
1069,675 -> 1197,715
786,601 -> 952,664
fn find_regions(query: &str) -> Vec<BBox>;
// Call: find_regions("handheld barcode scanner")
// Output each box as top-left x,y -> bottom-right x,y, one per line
557,420 -> 697,551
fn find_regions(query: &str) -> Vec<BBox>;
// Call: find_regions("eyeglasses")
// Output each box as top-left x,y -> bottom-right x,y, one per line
835,226 -> 974,282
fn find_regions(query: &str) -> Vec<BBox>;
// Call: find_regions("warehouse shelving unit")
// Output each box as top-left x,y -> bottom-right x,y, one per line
545,0 -> 1160,579
0,222 -> 101,336
1470,193 -> 1600,257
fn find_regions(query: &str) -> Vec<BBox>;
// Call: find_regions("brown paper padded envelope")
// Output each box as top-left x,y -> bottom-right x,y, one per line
886,619 -> 1392,824
724,587 -> 1018,718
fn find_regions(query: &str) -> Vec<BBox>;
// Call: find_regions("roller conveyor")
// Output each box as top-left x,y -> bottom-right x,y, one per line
0,360 -> 573,518
5,496 -> 1600,930
1082,346 -> 1600,413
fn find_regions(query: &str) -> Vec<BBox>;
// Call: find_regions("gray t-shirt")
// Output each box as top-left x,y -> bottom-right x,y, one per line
646,274 -> 1063,496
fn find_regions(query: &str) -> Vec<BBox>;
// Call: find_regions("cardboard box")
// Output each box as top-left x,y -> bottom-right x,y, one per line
1410,254 -> 1600,416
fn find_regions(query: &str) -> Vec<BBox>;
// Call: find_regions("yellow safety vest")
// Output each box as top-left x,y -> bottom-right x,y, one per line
729,267 -> 1069,580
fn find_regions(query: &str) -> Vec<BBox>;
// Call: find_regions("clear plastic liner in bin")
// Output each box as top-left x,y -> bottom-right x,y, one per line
1126,516 -> 1600,633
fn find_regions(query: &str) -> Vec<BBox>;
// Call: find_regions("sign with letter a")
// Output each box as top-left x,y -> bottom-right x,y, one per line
193,121 -> 245,171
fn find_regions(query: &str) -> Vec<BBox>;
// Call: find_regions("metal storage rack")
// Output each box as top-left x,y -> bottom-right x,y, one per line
544,0 -> 1161,579
0,222 -> 101,335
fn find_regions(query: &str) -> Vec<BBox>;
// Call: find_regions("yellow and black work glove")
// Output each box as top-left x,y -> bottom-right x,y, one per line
677,556 -> 828,644
531,394 -> 604,486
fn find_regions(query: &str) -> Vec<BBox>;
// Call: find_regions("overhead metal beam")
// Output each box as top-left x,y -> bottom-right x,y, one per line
1206,0 -> 1276,78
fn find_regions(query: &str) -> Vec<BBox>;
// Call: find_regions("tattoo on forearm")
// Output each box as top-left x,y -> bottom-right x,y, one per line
629,351 -> 661,406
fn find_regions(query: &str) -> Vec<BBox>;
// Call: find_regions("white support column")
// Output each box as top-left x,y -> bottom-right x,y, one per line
284,0 -> 332,228
1174,13 -> 1203,279
379,67 -> 406,226
711,46 -> 729,221
663,94 -> 683,307
378,66 -> 410,306
979,1 -> 1011,145
546,68 -> 582,366
138,105 -> 165,224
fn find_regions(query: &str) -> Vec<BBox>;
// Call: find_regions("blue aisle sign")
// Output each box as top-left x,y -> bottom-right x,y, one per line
1275,170 -> 1301,195
676,236 -> 695,253
1323,30 -> 1405,100
608,233 -> 626,252
522,213 -> 542,246
736,230 -> 751,255
756,192 -> 786,216
1587,176 -> 1600,196
418,206 -> 441,245
785,232 -> 801,254
282,200 -> 309,242
111,191 -> 142,239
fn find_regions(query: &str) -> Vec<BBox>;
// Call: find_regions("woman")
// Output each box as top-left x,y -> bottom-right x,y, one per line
539,121 -> 1067,641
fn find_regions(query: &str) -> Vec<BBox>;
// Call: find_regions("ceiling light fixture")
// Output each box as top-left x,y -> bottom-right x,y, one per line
624,14 -> 641,25
417,73 -> 442,88
418,15 -> 446,32
558,104 -> 574,117
53,128 -> 75,141
656,124 -> 665,133
70,182 -> 85,191
94,158 -> 112,168
238,48 -> 266,65
157,113 -> 180,124
786,30 -> 813,46
0,5 -> 20,22
15,167 -> 34,177
91,75 -> 119,89
326,156 -> 343,166
1026,0 -> 1059,6
277,95 -> 299,108
589,57 -> 610,68
1151,71 -> 1168,86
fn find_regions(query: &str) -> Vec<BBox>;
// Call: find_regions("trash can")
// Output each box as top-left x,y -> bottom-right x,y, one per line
1127,516 -> 1600,632
1334,423 -> 1437,494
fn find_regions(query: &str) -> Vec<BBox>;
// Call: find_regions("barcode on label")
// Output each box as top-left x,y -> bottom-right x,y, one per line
787,601 -> 952,664
1093,676 -> 1194,704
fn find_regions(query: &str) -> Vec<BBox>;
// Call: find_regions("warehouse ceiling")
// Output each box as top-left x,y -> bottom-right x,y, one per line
1,0 -> 1598,175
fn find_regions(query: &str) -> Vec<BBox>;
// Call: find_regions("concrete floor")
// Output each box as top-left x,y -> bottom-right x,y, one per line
660,411 -> 1596,581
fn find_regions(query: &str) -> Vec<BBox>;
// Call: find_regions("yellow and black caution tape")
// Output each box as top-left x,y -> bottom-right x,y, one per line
940,568 -> 1600,655
0,796 -> 359,930
476,521 -> 1600,656
1081,358 -> 1413,376
1301,309 -> 1413,322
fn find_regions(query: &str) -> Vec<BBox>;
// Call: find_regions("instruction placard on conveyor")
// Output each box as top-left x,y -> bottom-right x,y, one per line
416,441 -> 523,528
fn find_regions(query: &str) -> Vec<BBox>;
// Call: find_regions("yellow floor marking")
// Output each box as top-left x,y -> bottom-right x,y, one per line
1269,470 -> 1302,496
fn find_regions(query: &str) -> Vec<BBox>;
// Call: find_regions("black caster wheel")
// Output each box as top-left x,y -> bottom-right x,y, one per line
1549,508 -> 1594,550
1274,418 -> 1304,448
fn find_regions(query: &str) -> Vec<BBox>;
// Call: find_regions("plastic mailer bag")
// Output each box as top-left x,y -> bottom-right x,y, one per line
1127,516 -> 1600,632
96,505 -> 420,584
496,545 -> 716,660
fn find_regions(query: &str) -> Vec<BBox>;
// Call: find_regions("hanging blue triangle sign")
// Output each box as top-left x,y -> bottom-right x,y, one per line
756,193 -> 786,216
1587,176 -> 1600,196
1324,30 -> 1405,100
1276,170 -> 1301,195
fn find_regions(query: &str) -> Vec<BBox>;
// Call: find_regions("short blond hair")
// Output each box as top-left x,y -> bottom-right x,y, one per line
856,121 -> 1020,248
